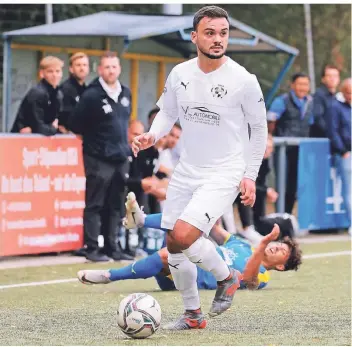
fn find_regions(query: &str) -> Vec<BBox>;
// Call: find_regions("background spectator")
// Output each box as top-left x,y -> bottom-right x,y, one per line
11,56 -> 63,135
326,77 -> 351,232
267,72 -> 313,214
69,51 -> 133,262
157,123 -> 182,178
253,134 -> 279,228
59,52 -> 89,133
147,107 -> 160,129
310,64 -> 341,138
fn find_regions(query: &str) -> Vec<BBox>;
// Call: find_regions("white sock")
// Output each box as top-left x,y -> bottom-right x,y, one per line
238,225 -> 263,246
183,237 -> 230,282
222,205 -> 237,235
167,252 -> 200,310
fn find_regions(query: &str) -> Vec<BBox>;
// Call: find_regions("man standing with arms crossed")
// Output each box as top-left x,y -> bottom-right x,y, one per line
132,6 -> 267,330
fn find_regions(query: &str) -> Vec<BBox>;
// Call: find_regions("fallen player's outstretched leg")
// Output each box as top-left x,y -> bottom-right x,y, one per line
78,251 -> 164,285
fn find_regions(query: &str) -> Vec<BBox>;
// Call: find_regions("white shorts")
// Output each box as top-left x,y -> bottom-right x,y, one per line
161,161 -> 245,235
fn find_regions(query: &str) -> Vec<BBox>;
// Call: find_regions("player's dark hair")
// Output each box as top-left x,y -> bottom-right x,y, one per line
282,237 -> 302,271
147,107 -> 160,120
291,72 -> 310,83
321,63 -> 340,78
193,6 -> 229,31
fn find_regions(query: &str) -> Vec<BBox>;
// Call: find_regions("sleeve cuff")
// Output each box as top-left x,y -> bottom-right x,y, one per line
243,173 -> 257,182
267,111 -> 278,122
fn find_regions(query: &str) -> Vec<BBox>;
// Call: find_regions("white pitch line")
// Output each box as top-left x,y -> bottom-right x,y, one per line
0,250 -> 351,290
303,250 -> 351,259
0,278 -> 77,290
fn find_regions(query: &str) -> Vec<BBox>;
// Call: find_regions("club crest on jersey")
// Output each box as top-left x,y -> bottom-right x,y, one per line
121,96 -> 130,107
211,84 -> 227,98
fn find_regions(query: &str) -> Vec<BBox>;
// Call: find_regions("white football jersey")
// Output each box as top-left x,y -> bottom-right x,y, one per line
151,57 -> 267,181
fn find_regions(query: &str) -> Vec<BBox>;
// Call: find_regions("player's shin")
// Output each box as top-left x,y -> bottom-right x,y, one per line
183,236 -> 230,281
167,252 -> 200,310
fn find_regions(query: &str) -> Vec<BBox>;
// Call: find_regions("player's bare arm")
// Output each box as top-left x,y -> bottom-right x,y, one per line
242,224 -> 280,290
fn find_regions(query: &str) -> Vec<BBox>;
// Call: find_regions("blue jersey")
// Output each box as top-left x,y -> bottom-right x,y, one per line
197,235 -> 270,290
156,235 -> 270,291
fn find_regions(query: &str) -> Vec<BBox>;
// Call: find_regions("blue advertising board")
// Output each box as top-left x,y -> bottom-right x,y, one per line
298,140 -> 350,230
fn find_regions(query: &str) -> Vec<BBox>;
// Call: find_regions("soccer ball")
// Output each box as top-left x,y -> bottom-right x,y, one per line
117,293 -> 161,339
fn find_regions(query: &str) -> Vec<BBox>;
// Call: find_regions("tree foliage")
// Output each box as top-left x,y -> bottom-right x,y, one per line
53,4 -> 350,95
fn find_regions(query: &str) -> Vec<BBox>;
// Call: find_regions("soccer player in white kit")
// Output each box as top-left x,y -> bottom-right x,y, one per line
132,6 -> 267,330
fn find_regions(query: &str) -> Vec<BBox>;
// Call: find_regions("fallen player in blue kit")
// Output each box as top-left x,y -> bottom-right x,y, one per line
78,193 -> 302,291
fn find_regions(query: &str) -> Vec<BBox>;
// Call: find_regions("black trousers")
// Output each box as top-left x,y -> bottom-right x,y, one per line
83,154 -> 129,253
285,146 -> 299,214
253,190 -> 267,229
233,195 -> 253,229
274,146 -> 299,214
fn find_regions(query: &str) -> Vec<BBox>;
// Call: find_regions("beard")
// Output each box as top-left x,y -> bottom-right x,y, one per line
198,46 -> 225,60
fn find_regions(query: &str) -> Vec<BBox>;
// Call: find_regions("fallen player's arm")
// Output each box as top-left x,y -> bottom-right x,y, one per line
209,222 -> 231,246
242,243 -> 266,290
242,224 -> 280,290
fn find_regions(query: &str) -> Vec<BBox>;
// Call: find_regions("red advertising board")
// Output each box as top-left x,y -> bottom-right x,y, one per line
0,135 -> 85,256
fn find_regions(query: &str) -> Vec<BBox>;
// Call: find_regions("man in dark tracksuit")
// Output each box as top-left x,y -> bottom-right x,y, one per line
267,72 -> 313,214
11,56 -> 64,135
69,52 -> 133,262
58,52 -> 89,133
310,64 -> 340,138
326,78 -> 351,230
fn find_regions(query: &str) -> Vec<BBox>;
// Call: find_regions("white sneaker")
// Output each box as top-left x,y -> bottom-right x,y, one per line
77,270 -> 111,285
123,192 -> 146,229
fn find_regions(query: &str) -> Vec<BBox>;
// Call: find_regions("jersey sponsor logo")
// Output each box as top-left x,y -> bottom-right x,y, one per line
181,106 -> 220,126
181,81 -> 189,90
220,247 -> 239,265
102,98 -> 113,114
258,97 -> 264,103
102,104 -> 113,114
75,95 -> 80,102
211,84 -> 227,98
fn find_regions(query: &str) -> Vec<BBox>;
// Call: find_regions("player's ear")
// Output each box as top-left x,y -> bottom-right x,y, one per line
275,264 -> 285,271
191,31 -> 197,44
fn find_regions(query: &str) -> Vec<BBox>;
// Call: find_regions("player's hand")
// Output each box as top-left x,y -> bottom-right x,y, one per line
19,127 -> 32,134
52,119 -> 59,129
132,132 -> 155,157
266,187 -> 279,203
261,224 -> 280,245
240,178 -> 256,207
342,152 -> 350,159
141,176 -> 159,192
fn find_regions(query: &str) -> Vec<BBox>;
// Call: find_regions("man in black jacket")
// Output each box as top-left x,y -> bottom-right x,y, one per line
11,56 -> 63,135
69,51 -> 133,262
59,52 -> 89,133
310,64 -> 340,138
